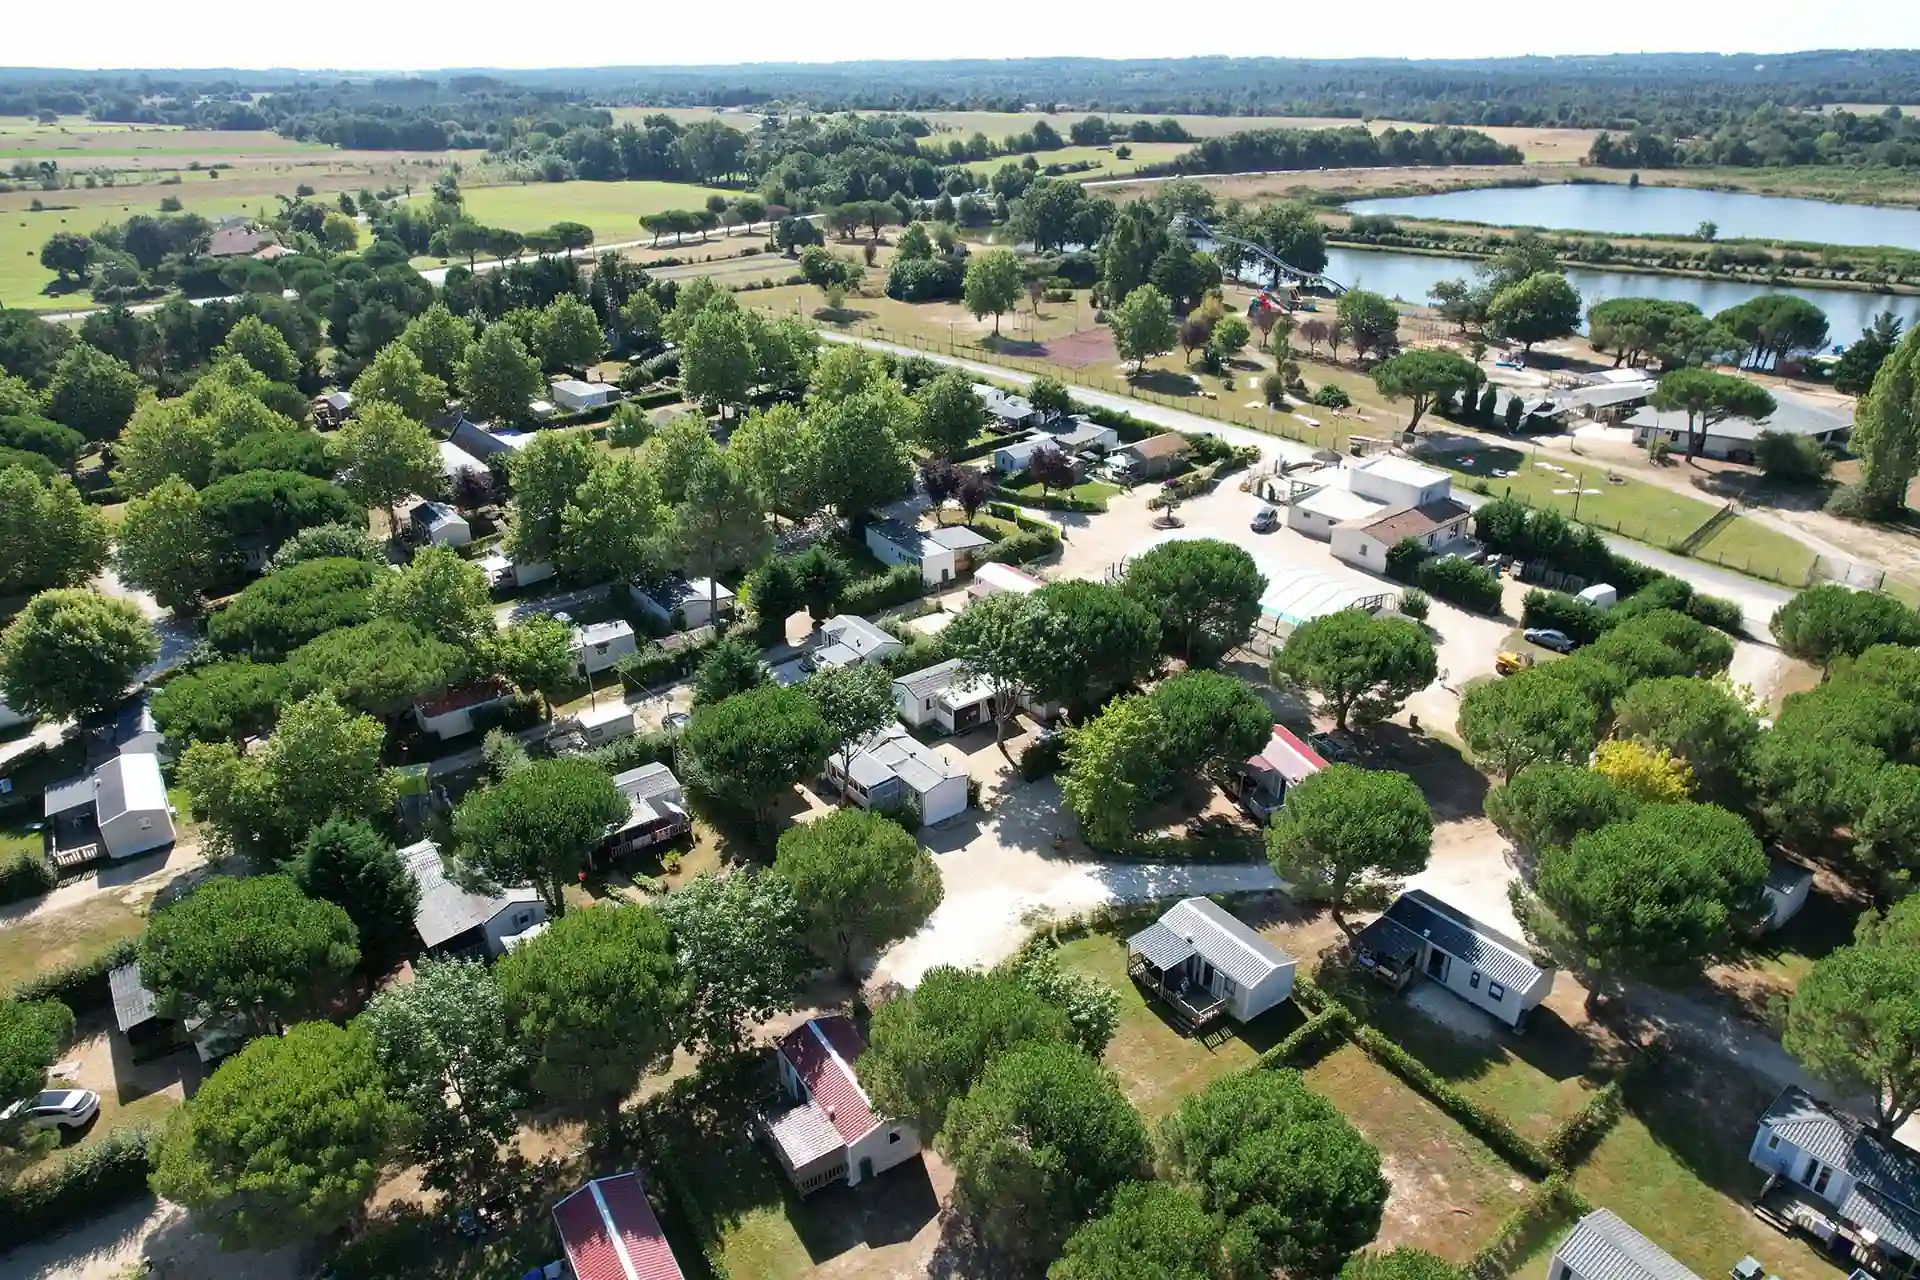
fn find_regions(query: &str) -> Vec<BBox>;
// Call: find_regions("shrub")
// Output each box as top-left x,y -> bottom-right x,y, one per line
1310,383 -> 1352,409
1385,537 -> 1428,583
1754,431 -> 1833,484
1416,555 -> 1503,615
1541,1080 -> 1623,1167
1686,592 -> 1745,633
977,525 -> 1061,566
0,848 -> 56,904
616,635 -> 718,691
1255,1001 -> 1353,1069
1019,731 -> 1067,781
0,1124 -> 158,1245
1521,589 -> 1613,645
1398,588 -> 1430,621
581,728 -> 681,774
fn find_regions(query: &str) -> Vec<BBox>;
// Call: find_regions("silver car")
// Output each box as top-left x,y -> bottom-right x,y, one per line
2,1089 -> 100,1131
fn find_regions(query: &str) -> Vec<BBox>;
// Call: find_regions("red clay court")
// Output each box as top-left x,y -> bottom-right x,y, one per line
1041,328 -> 1118,368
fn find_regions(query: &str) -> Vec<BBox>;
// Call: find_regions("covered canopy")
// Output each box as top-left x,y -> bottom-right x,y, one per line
1127,920 -> 1197,972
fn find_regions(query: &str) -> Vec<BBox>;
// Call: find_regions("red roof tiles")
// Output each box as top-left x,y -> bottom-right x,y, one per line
775,1015 -> 878,1145
1248,725 -> 1327,786
552,1172 -> 685,1280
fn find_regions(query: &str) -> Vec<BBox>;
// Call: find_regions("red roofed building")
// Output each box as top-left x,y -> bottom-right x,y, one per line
763,1015 -> 920,1195
1227,725 -> 1327,819
552,1171 -> 685,1280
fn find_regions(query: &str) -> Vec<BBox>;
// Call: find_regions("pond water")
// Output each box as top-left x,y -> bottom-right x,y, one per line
1319,246 -> 1920,349
1345,184 -> 1920,251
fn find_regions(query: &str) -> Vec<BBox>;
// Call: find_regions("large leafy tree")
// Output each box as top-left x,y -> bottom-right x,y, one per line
295,818 -> 420,973
682,683 -> 836,824
681,300 -> 758,415
1786,898 -> 1920,1131
1111,284 -> 1176,373
334,400 -> 441,529
914,370 -> 987,459
1485,272 -> 1582,353
152,1022 -> 401,1251
1771,584 -> 1920,672
452,758 -> 628,917
810,386 -> 913,521
371,544 -> 493,646
1754,678 -> 1910,846
1147,669 -> 1273,779
116,476 -> 223,613
491,614 -> 577,701
1612,676 -> 1761,804
942,1041 -> 1150,1264
1061,695 -> 1170,848
1586,609 -> 1733,682
536,295 -> 605,372
115,400 -> 220,494
207,555 -> 375,658
0,587 -> 157,722
1121,538 -> 1265,668
45,342 -> 141,441
1856,763 -> 1920,889
1649,367 -> 1778,458
806,661 -> 898,779
690,634 -> 770,708
1485,763 -> 1634,858
1835,311 -> 1904,398
1274,611 -> 1437,730
198,469 -> 360,558
0,467 -> 110,598
177,691 -> 397,860
1051,1181 -> 1232,1280
1715,294 -> 1832,371
349,342 -> 447,423
1524,801 -> 1770,982
1022,580 -> 1162,719
669,453 -> 770,620
506,429 -> 598,563
140,875 -> 360,1035
459,322 -> 543,425
860,965 -> 1074,1135
148,660 -> 288,745
1335,289 -> 1401,360
1370,349 -> 1481,431
658,870 -> 810,1057
728,403 -> 820,522
1162,1068 -> 1387,1278
1849,325 -> 1920,517
494,903 -> 688,1117
1457,668 -> 1600,781
773,805 -> 943,976
963,248 -> 1024,335
1266,763 -> 1433,921
558,453 -> 666,583
1341,1248 -> 1466,1280
359,957 -> 525,1194
398,302 -> 476,384
285,618 -> 470,718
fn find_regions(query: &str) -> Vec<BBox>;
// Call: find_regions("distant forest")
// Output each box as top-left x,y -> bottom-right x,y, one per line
4,53 -> 1920,171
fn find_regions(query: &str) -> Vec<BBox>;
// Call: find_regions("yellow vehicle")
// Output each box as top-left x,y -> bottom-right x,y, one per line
1496,651 -> 1536,676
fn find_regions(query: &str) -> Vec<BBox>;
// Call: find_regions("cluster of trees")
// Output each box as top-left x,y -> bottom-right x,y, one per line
639,193 -> 773,245
1175,124 -> 1521,176
1589,104 -> 1920,171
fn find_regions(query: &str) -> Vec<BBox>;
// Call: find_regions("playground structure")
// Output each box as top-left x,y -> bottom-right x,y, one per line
1173,215 -> 1350,298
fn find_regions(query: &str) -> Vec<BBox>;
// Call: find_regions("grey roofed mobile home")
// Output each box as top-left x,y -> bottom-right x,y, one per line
1549,1210 -> 1702,1280
1749,1084 -> 1920,1266
1125,896 -> 1297,1024
1355,888 -> 1555,1028
401,839 -> 546,957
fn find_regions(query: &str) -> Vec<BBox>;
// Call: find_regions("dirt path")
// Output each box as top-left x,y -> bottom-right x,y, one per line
0,1196 -> 302,1280
0,842 -> 207,930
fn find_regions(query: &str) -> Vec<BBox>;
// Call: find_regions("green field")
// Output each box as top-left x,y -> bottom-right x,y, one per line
964,142 -> 1189,180
454,180 -> 740,247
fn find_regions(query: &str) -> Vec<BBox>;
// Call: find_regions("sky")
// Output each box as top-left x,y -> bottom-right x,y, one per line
5,0 -> 1919,71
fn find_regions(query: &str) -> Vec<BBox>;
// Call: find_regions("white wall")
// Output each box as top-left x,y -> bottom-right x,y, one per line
1765,876 -> 1812,931
1231,961 -> 1297,1022
481,899 -> 549,957
1352,466 -> 1448,509
1421,945 -> 1549,1028
1749,1128 -> 1856,1208
1287,504 -> 1341,540
575,632 -> 636,675
917,774 -> 970,826
1332,527 -> 1389,570
848,1120 -> 922,1185
100,807 -> 175,859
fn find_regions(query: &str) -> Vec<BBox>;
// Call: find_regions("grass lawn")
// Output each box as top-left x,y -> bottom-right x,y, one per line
1433,444 -> 1720,548
1574,1053 -> 1845,1280
0,818 -> 39,862
1304,1043 -> 1536,1262
1361,999 -> 1605,1143
1004,478 -> 1121,510
963,142 -> 1189,181
0,892 -> 147,993
1053,931 -> 1300,1118
454,180 -> 739,247
1691,516 -> 1820,587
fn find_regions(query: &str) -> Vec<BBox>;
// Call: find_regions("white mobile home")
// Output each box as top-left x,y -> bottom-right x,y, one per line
550,378 -> 616,413
824,724 -> 969,826
1355,889 -> 1555,1029
1763,857 -> 1815,931
892,659 -> 999,735
812,615 -> 903,671
401,839 -> 547,959
573,620 -> 637,677
42,752 -> 176,861
1126,897 -> 1297,1029
414,681 -> 515,740
1748,1085 -> 1920,1273
571,700 -> 637,746
1549,1210 -> 1702,1280
603,762 -> 691,857
967,562 -> 1043,600
629,576 -> 736,631
766,1015 -> 921,1195
864,518 -> 991,587
410,501 -> 472,548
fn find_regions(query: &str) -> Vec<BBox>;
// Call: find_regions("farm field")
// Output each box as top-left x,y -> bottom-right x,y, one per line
0,117 -> 325,160
452,179 -> 741,246
963,142 -> 1188,180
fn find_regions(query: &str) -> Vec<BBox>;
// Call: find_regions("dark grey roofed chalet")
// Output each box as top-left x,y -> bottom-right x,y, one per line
1556,1210 -> 1702,1280
1127,921 -> 1195,972
1383,888 -> 1546,992
43,775 -> 95,818
1759,1085 -> 1920,1256
895,659 -> 964,700
109,963 -> 161,1033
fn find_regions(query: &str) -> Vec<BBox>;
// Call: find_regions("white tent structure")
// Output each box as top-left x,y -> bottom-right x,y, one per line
1113,531 -> 1391,632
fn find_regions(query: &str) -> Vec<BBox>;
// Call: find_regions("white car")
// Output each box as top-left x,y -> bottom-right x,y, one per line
1,1089 -> 100,1131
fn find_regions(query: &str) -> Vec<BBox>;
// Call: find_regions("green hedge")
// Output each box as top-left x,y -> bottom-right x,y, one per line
951,435 -> 1009,464
1101,831 -> 1266,862
1415,555 -> 1505,616
582,728 -> 682,774
1465,1172 -> 1588,1280
1291,973 -> 1332,1015
1542,1079 -> 1623,1168
0,847 -> 55,905
11,936 -> 140,1008
992,484 -> 1105,513
839,563 -> 927,615
1350,1025 -> 1557,1179
1256,1001 -> 1353,1070
626,386 -> 681,410
616,634 -> 719,692
1521,589 -> 1613,645
0,1124 -> 158,1245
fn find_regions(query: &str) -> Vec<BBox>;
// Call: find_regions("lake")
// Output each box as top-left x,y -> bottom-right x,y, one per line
1345,184 -> 1920,251
1319,246 -> 1920,349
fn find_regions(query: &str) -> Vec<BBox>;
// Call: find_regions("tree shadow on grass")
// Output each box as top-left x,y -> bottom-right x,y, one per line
812,306 -> 875,325
1352,722 -> 1488,821
1127,368 -> 1205,398
977,334 -> 1048,359
1616,1047 -> 1782,1204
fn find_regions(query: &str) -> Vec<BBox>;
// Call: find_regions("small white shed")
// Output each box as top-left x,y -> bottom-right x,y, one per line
573,700 -> 637,746
551,379 -> 616,413
92,753 -> 176,860
573,620 -> 637,676
411,501 -> 472,548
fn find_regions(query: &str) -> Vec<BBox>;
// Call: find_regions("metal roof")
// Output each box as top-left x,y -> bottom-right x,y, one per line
1383,889 -> 1546,992
927,525 -> 990,551
1760,1085 -> 1861,1167
894,659 -> 964,700
1760,1085 -> 1920,1235
552,1172 -> 686,1280
1354,454 -> 1448,489
1841,1187 -> 1920,1258
109,963 -> 161,1032
775,1016 -> 882,1144
764,1099 -> 848,1168
1157,897 -> 1295,988
852,725 -> 962,796
1127,920 -> 1197,972
400,839 -> 543,950
94,753 -> 167,822
1248,725 -> 1326,785
575,620 -> 635,646
820,615 -> 897,659
43,775 -> 95,818
1555,1210 -> 1703,1280
612,763 -> 681,805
